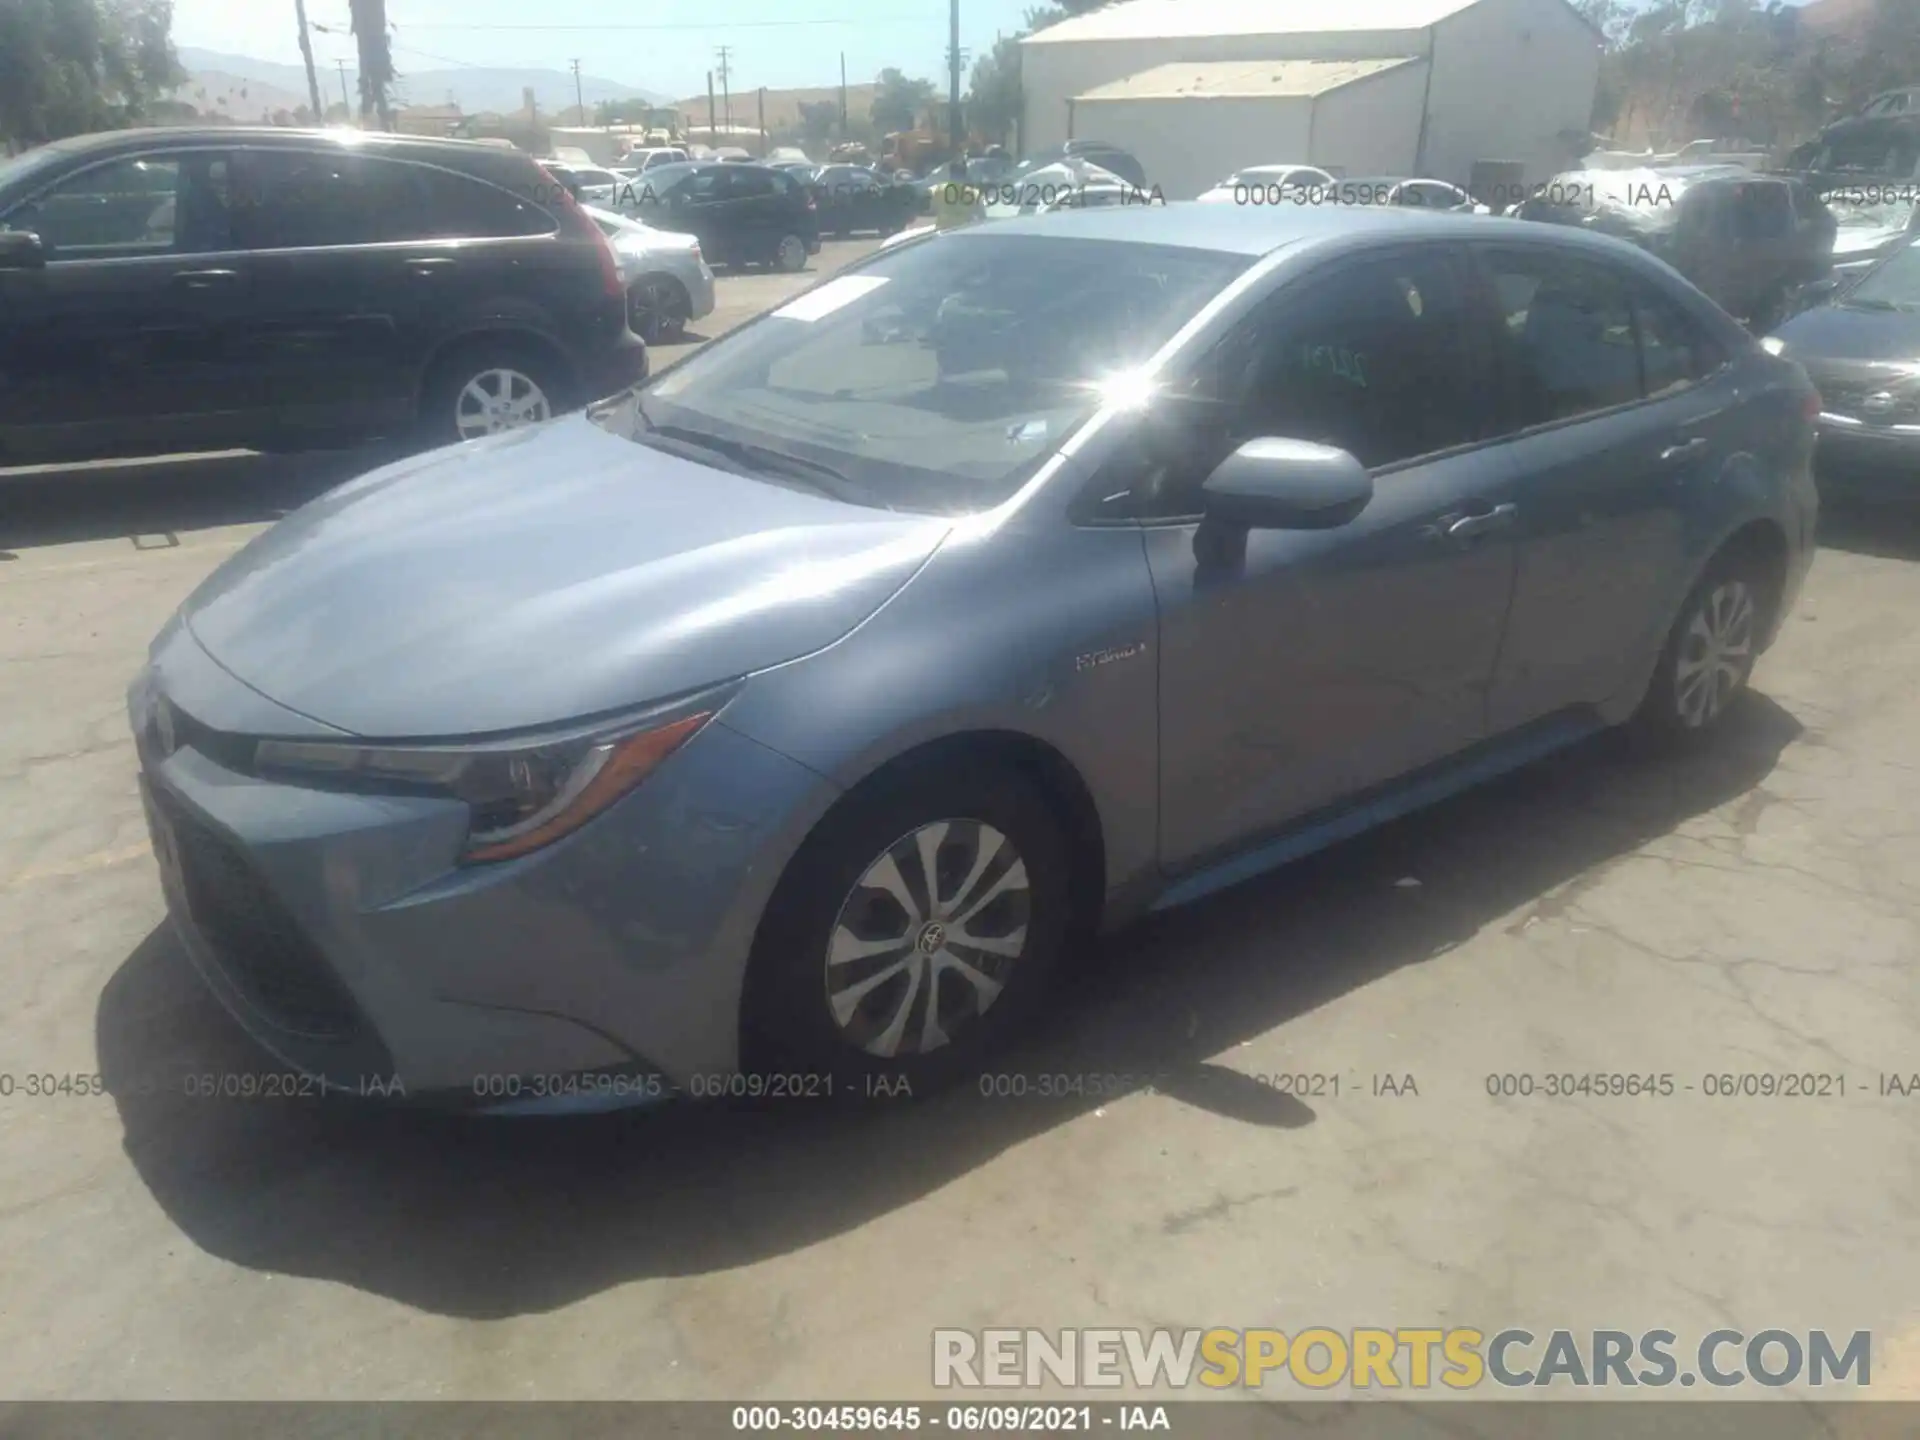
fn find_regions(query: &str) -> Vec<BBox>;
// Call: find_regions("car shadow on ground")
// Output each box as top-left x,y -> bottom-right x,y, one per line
96,695 -> 1801,1319
0,449 -> 390,552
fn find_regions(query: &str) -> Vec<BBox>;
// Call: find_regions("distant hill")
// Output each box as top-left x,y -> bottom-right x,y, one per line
677,84 -> 879,134
174,48 -> 666,119
171,68 -> 314,123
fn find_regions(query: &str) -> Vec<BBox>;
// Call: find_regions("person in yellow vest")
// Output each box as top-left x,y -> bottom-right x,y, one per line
930,158 -> 984,230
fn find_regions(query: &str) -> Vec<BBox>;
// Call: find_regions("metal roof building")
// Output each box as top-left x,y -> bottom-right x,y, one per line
1019,0 -> 1602,200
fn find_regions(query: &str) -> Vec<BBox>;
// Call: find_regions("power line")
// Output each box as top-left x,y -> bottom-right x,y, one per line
393,16 -> 930,30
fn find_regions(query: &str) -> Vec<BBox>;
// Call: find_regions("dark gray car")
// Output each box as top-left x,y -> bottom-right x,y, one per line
131,204 -> 1818,1111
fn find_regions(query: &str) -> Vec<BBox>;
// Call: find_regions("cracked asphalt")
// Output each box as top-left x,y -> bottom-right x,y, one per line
2,236 -> 1919,1401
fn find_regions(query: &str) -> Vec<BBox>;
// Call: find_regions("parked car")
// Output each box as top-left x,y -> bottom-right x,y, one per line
1319,177 -> 1486,212
615,160 -> 820,272
582,204 -> 716,343
1197,164 -> 1338,204
1767,237 -> 1920,502
1817,188 -> 1920,280
809,163 -> 919,237
544,161 -> 624,204
0,127 -> 647,462
623,146 -> 690,173
1517,166 -> 1835,330
131,204 -> 1815,1107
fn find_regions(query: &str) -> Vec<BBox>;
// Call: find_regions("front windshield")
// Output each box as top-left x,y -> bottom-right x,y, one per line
624,232 -> 1253,514
1848,241 -> 1920,308
1830,198 -> 1916,231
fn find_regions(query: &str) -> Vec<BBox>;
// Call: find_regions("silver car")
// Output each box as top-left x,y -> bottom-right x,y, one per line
132,205 -> 1817,1112
585,204 -> 716,343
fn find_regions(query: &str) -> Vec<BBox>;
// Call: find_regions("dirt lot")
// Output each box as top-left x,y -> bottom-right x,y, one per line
2,235 -> 1919,1401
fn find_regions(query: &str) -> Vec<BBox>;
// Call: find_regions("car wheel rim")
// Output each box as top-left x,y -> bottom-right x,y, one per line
824,819 -> 1030,1059
632,280 -> 676,335
779,236 -> 804,269
1674,580 -> 1756,728
454,368 -> 550,441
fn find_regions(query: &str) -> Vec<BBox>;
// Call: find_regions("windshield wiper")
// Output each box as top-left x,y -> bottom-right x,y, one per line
642,419 -> 888,509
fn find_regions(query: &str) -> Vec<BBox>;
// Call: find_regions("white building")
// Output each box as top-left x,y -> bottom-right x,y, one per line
1020,0 -> 1602,200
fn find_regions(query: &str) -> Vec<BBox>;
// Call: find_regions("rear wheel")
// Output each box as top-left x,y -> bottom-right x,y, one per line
743,765 -> 1071,1094
420,341 -> 565,447
1632,551 -> 1772,745
773,232 -> 809,273
628,274 -> 690,343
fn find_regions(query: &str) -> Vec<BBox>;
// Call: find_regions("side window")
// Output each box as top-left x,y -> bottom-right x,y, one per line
1091,251 -> 1488,521
1635,287 -> 1724,398
681,169 -> 726,201
6,156 -> 183,255
1481,249 -> 1641,427
410,166 -> 555,238
230,150 -> 431,249
729,169 -> 779,199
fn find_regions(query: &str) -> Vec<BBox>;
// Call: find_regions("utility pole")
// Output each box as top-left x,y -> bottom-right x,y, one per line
948,0 -> 964,159
707,70 -> 717,147
293,0 -> 324,121
335,59 -> 352,117
716,45 -> 733,131
839,52 -> 848,130
757,87 -> 766,150
570,58 -> 585,126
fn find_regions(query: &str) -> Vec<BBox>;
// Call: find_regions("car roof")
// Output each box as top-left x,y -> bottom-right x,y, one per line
39,126 -> 531,159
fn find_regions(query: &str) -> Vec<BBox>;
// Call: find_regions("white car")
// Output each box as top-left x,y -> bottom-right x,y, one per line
1197,164 -> 1336,204
879,164 -> 1163,252
582,204 -> 716,343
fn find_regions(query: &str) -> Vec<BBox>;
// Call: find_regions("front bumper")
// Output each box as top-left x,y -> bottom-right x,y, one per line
1816,418 -> 1920,502
128,634 -> 839,1111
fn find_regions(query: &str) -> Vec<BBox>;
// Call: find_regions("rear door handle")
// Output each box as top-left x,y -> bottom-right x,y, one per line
1661,436 -> 1711,463
171,268 -> 241,291
406,257 -> 457,276
1437,503 -> 1518,541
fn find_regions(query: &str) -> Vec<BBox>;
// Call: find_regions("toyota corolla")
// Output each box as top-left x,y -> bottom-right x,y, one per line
131,205 -> 1817,1111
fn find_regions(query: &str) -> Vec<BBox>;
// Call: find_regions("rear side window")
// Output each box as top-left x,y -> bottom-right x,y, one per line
1481,249 -> 1641,425
412,165 -> 556,238
230,150 -> 429,248
727,169 -> 779,199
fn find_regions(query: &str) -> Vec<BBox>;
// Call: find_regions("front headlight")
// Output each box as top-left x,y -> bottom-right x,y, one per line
255,703 -> 717,864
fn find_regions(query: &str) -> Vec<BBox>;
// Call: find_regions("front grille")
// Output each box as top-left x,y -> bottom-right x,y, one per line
153,788 -> 362,1041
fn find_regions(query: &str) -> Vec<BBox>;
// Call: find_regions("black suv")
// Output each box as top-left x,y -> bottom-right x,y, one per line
612,161 -> 821,272
0,127 -> 648,463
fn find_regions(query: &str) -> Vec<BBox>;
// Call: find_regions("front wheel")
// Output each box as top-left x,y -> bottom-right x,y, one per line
1632,553 -> 1770,744
743,766 -> 1071,1094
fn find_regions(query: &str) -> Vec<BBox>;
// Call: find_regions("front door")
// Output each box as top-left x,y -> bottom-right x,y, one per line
0,148 -> 262,460
1097,247 -> 1521,870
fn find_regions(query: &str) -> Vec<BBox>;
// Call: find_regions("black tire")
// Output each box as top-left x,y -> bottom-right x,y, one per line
1631,548 -> 1773,747
772,232 -> 809,273
628,274 -> 690,344
743,763 -> 1072,1096
418,340 -> 567,448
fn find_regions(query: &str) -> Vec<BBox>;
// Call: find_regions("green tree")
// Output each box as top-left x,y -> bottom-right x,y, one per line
797,98 -> 840,149
966,35 -> 1023,144
0,0 -> 185,147
870,67 -> 936,133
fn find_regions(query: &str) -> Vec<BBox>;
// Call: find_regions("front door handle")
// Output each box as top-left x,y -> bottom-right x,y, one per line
406,257 -> 457,276
1438,503 -> 1518,541
1661,436 -> 1711,464
171,268 -> 241,290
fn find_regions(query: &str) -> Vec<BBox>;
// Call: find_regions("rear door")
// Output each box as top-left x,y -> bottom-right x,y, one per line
228,147 -> 557,439
1469,244 -> 1730,730
0,147 -> 263,459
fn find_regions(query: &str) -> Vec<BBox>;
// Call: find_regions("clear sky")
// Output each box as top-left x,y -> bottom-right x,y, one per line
169,0 -> 1045,99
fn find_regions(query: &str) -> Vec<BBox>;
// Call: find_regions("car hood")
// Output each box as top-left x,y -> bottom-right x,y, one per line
181,415 -> 952,737
1833,224 -> 1909,259
1775,302 -> 1920,364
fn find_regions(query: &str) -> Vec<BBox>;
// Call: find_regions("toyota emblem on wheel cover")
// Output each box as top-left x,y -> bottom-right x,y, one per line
1863,390 -> 1900,417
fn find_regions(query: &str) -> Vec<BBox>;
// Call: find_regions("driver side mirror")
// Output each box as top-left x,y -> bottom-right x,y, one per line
1200,438 -> 1374,530
0,229 -> 48,270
